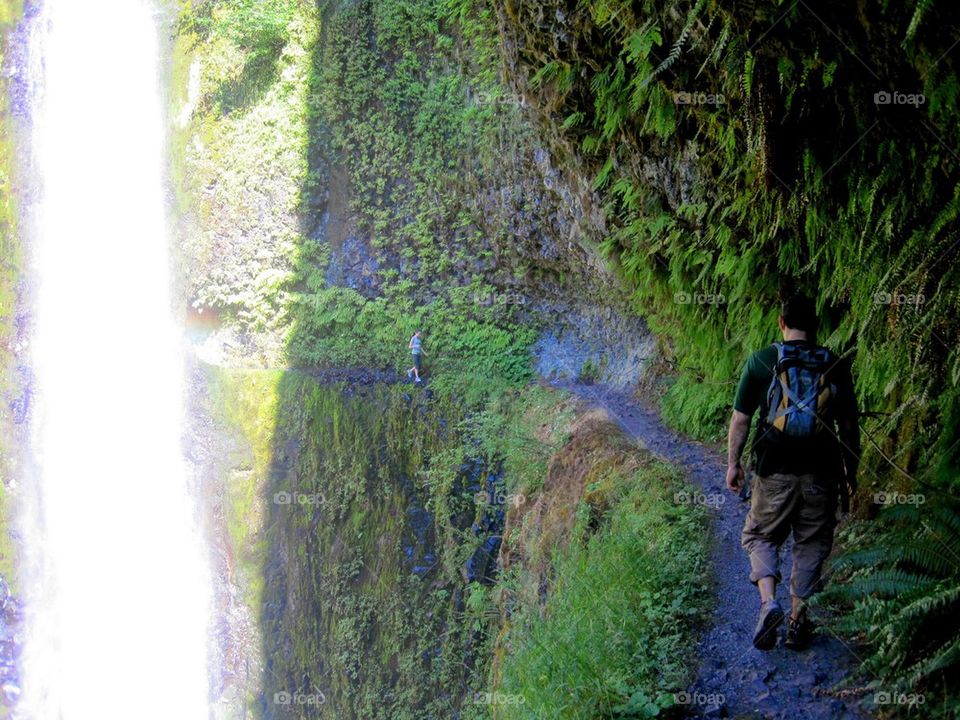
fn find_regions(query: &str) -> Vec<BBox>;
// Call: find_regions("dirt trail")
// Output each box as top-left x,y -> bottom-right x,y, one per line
556,380 -> 865,720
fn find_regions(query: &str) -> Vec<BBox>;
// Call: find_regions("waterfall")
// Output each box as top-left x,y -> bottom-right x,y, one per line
21,1 -> 213,718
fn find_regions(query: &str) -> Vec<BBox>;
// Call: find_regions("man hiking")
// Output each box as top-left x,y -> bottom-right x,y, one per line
407,330 -> 425,383
725,294 -> 860,651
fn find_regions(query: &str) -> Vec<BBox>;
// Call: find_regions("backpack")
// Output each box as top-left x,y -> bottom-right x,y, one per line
763,342 -> 837,438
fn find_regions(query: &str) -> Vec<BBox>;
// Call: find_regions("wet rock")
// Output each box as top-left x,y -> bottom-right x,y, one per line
749,679 -> 770,700
795,672 -> 817,687
704,700 -> 728,717
324,235 -> 382,297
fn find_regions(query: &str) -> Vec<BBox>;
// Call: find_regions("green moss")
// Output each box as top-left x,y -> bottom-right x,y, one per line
0,0 -> 24,595
207,367 -> 283,610
0,483 -> 15,594
258,376 -> 481,718
0,1 -> 22,27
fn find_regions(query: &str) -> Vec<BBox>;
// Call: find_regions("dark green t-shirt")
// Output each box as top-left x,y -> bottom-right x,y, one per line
734,340 -> 857,476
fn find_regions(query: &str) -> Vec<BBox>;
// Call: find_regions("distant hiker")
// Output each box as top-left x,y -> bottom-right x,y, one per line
725,294 -> 860,651
407,330 -> 425,383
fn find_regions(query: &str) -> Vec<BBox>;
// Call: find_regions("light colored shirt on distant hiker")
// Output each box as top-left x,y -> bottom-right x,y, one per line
411,336 -> 422,354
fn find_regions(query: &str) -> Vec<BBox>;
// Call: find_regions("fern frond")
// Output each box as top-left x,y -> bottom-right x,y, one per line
842,568 -> 937,598
905,0 -> 935,43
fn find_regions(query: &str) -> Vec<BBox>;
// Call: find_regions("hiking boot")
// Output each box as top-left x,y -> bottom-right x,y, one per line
752,599 -> 784,651
407,369 -> 414,379
784,615 -> 814,651
415,377 -> 422,383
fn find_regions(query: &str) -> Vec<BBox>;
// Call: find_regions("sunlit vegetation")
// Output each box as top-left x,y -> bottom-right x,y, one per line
0,0 -> 23,593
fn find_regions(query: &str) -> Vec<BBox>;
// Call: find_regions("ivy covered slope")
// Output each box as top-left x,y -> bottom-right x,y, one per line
210,371 -> 479,718
480,0 -> 960,712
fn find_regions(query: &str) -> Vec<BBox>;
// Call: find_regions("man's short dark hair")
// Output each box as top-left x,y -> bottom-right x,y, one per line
781,294 -> 818,334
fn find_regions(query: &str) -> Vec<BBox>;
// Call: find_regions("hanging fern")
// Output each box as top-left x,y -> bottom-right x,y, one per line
905,0 -> 935,42
652,0 -> 707,77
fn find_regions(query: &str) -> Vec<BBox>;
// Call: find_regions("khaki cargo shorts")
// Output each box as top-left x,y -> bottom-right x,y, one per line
740,472 -> 838,599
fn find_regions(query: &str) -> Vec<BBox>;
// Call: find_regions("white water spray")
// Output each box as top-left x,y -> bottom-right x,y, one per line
23,1 -> 212,718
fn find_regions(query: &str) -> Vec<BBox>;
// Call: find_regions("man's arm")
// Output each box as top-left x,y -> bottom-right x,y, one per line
834,359 -> 861,494
838,417 -> 860,487
727,350 -> 764,493
726,410 -> 752,492
837,368 -> 860,493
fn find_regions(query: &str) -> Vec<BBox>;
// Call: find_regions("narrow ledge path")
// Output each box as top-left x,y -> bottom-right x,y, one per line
556,379 -> 866,720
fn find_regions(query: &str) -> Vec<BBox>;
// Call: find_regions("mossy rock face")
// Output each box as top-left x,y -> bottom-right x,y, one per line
212,369 -> 487,719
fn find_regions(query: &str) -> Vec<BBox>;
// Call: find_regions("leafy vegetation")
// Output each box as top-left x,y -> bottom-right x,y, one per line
487,0 -> 960,468
206,365 -> 710,718
818,498 -> 960,716
286,283 -> 537,403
